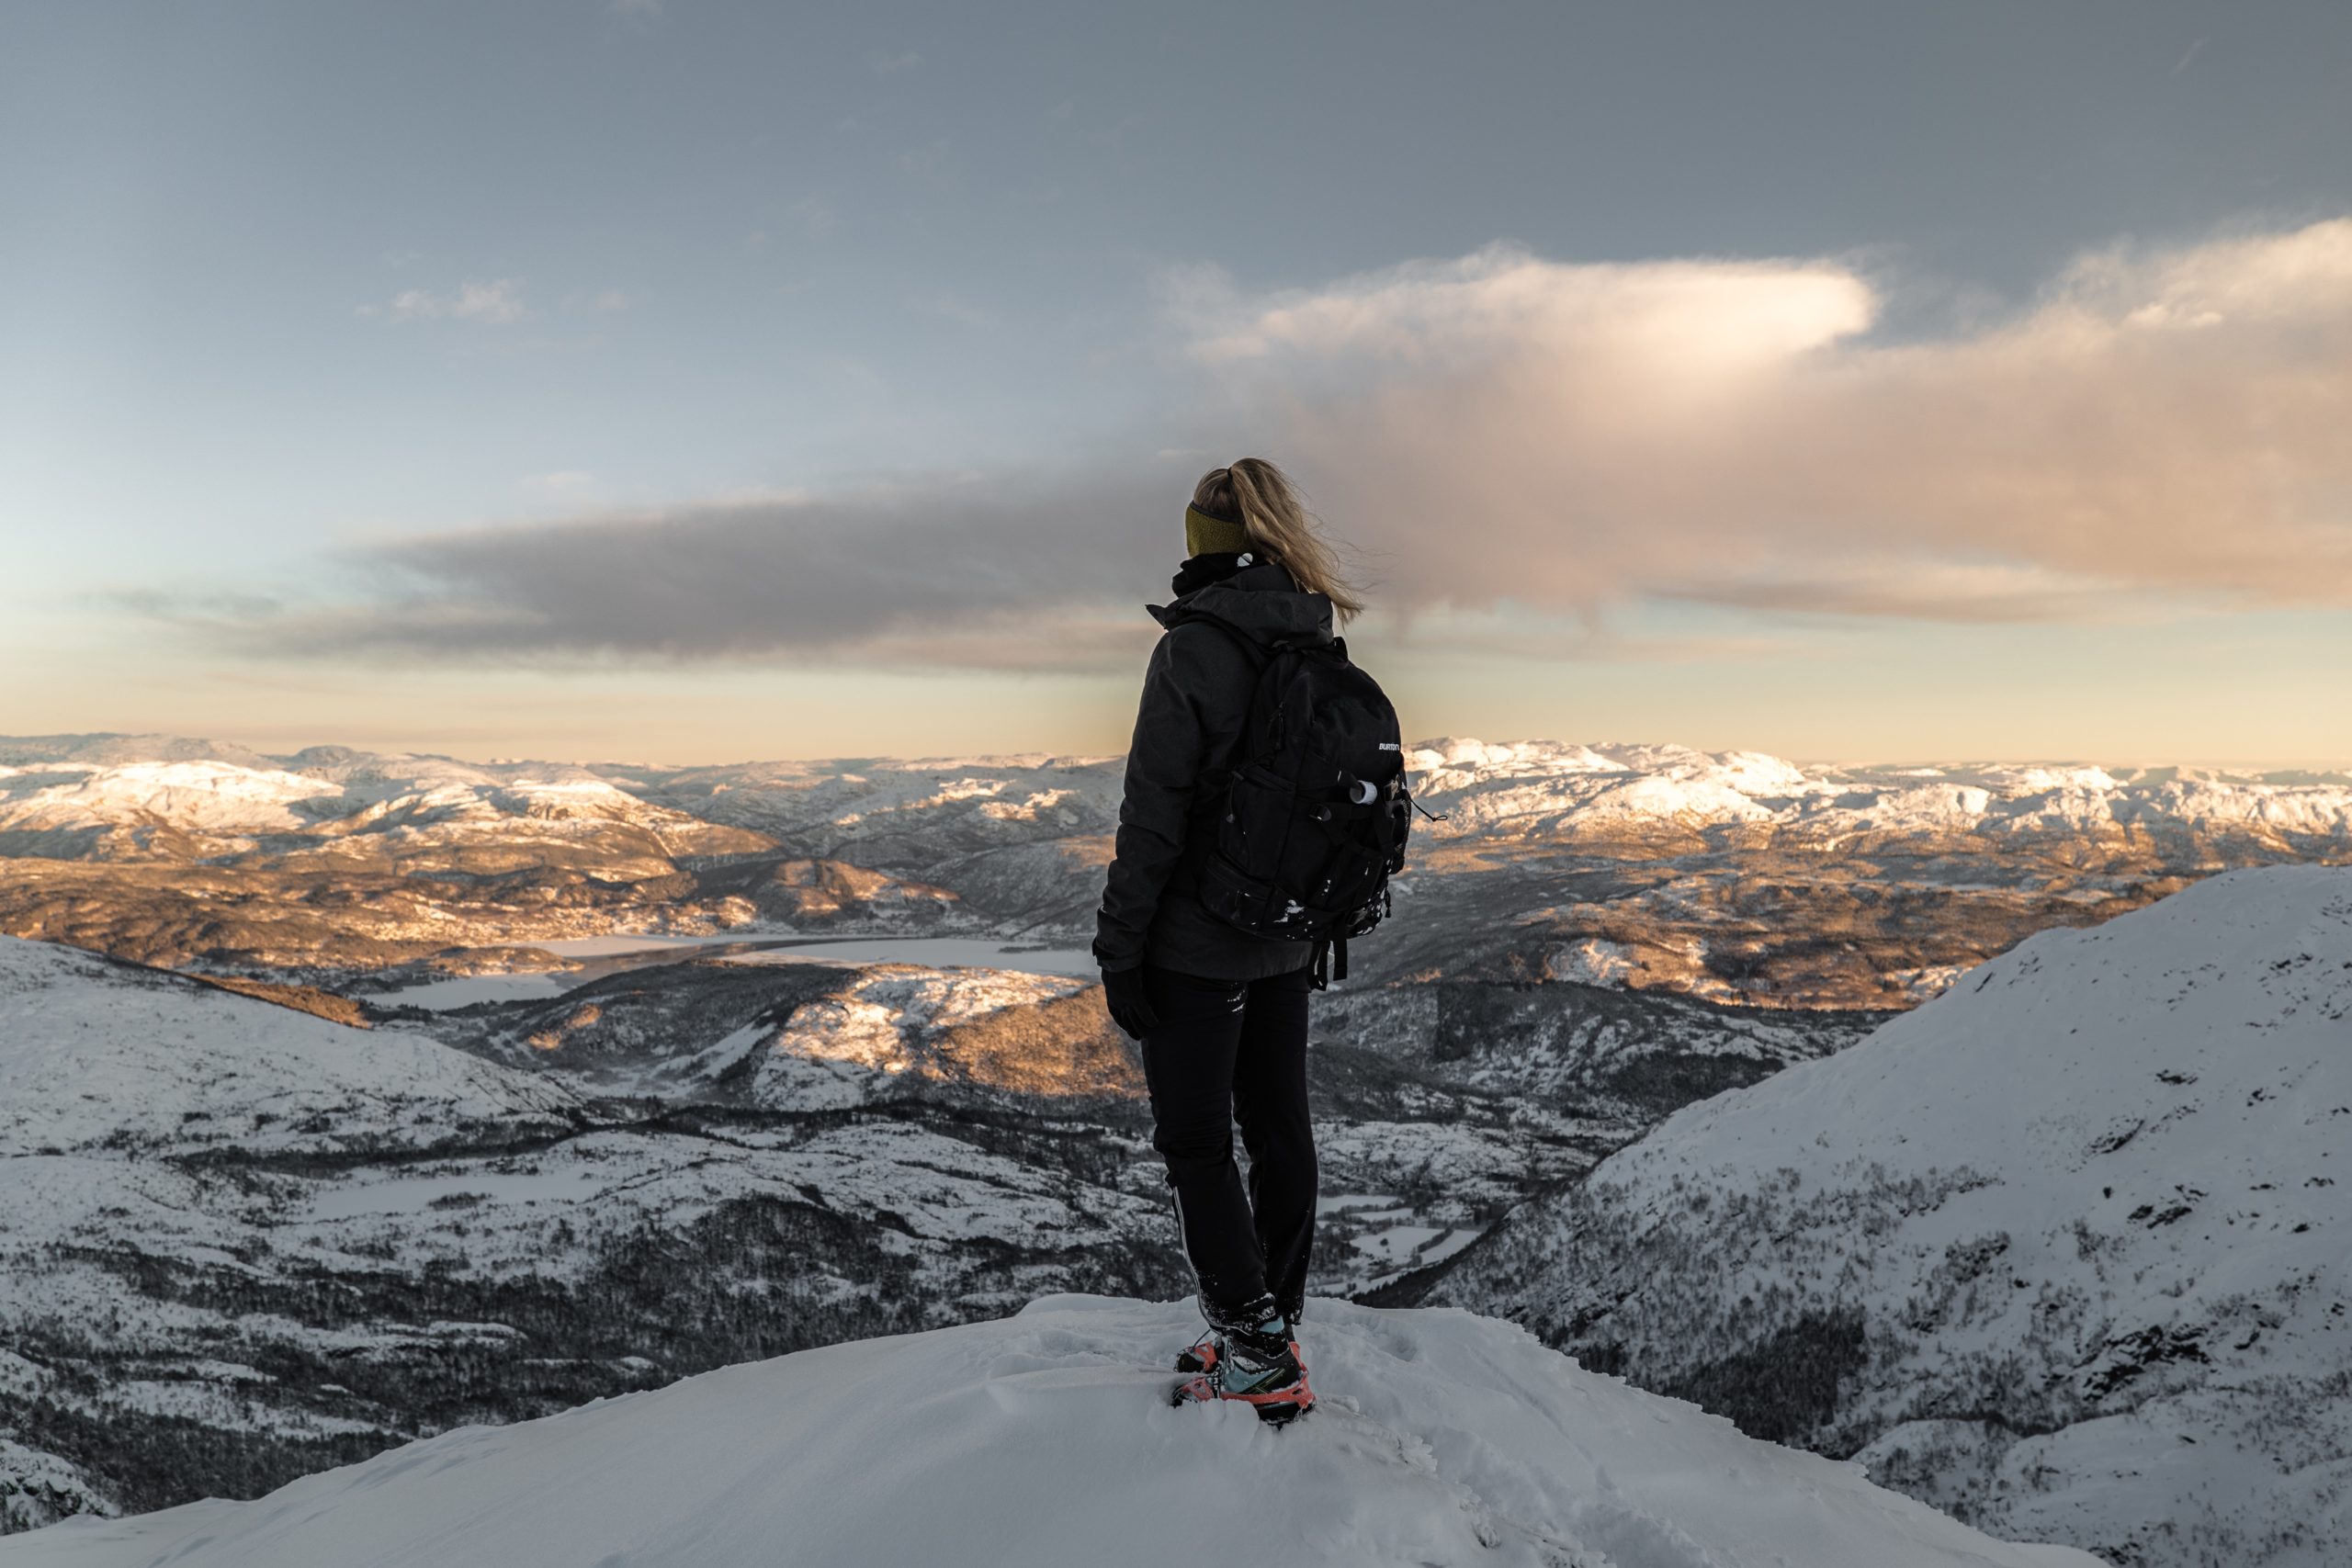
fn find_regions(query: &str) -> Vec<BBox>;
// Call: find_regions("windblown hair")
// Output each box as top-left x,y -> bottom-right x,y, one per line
1193,457 -> 1365,623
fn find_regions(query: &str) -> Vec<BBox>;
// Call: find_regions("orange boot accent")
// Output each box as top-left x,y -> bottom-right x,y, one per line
1218,1340 -> 1314,1421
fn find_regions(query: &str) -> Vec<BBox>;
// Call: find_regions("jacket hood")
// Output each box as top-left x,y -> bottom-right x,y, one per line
1148,559 -> 1335,649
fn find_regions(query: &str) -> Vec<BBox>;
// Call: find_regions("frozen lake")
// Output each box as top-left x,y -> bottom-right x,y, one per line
717,937 -> 1096,977
304,1167 -> 607,1221
526,933 -> 775,958
377,973 -> 573,1010
376,934 -> 1099,1010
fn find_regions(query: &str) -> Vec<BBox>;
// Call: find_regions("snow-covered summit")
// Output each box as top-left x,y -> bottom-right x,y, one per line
0,1295 -> 2098,1568
0,747 -> 758,863
1433,865 -> 2352,1566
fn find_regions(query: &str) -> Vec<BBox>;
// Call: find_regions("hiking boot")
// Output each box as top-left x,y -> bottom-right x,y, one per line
1193,1293 -> 1313,1424
1169,1327 -> 1224,1403
1219,1324 -> 1314,1425
1173,1329 -> 1222,1377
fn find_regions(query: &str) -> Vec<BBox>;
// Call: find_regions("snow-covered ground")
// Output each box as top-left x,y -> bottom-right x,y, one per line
0,939 -> 580,1156
1432,864 -> 2352,1568
0,939 -> 1192,1530
0,1295 -> 2100,1568
0,921 -> 1868,1533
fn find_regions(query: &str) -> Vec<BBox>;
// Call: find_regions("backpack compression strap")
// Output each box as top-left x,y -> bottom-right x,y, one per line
1308,937 -> 1348,990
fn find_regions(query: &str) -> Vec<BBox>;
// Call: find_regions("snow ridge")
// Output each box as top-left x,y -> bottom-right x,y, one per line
0,1296 -> 2098,1568
1434,865 -> 2352,1568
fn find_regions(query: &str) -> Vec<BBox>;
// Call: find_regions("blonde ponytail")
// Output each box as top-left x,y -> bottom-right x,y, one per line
1192,457 -> 1365,623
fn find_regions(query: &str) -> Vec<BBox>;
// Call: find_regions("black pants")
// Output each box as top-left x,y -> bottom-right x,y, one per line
1139,964 -> 1317,1325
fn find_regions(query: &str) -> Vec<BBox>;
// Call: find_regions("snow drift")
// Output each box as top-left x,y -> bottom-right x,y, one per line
0,1296 -> 2096,1568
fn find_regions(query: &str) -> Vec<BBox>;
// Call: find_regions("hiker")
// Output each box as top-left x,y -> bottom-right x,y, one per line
1093,457 -> 1409,1425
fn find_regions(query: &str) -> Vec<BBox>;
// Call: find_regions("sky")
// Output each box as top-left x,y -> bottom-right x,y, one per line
4,0 -> 2348,767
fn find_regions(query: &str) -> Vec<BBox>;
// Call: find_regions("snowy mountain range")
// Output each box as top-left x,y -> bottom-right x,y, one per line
6,732 -> 2347,1004
1425,865 -> 2352,1568
13,734 -> 2343,863
0,1296 -> 2101,1568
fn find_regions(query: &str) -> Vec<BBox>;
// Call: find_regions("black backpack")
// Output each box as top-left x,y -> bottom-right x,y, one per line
1179,618 -> 1414,987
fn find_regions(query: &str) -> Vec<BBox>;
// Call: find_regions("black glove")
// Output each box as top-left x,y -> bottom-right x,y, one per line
1100,966 -> 1159,1041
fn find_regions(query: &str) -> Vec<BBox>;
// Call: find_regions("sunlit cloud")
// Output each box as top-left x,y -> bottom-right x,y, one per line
1659,561 -> 2165,625
1214,218 -> 2352,620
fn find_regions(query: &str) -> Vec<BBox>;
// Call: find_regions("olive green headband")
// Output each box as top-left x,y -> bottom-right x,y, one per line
1184,504 -> 1251,558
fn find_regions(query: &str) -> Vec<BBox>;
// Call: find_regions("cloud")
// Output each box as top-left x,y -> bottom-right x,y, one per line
173,472 -> 1175,669
1200,220 -> 2352,622
519,471 -> 599,503
786,197 -> 838,237
896,139 -> 955,182
211,218 -> 2352,671
914,292 -> 999,330
1658,561 -> 2154,625
361,279 -> 526,323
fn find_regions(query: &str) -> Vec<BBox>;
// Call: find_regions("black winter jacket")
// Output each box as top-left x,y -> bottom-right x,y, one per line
1092,557 -> 1334,980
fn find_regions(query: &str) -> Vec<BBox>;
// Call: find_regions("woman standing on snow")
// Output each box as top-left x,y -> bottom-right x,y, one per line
1093,457 -> 1374,1425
